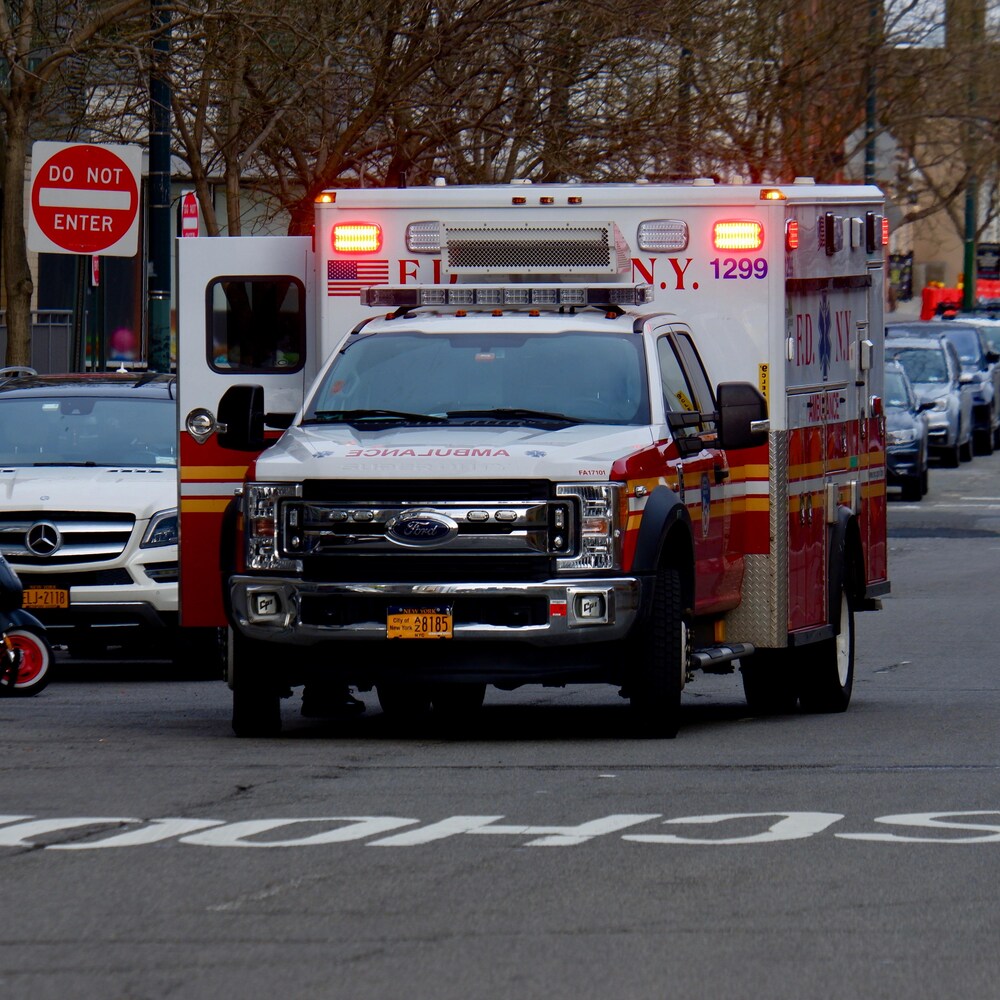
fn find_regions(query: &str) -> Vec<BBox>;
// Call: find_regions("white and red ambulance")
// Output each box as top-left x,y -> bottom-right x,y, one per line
176,179 -> 890,737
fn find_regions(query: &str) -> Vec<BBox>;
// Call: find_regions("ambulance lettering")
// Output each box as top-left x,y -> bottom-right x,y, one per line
345,447 -> 511,458
794,311 -> 815,366
806,392 -> 841,423
835,308 -> 853,363
631,258 -> 697,291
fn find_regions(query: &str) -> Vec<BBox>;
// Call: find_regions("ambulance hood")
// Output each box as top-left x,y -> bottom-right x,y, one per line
0,465 -> 175,520
255,423 -> 659,482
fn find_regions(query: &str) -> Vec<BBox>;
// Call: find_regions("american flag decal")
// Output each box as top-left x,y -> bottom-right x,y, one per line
327,259 -> 390,296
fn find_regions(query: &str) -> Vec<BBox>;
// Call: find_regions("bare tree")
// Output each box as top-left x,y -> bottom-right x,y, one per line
0,0 -> 156,366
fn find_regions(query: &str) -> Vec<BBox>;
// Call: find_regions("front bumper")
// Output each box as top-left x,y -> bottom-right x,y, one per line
886,444 -> 922,482
230,575 -> 642,647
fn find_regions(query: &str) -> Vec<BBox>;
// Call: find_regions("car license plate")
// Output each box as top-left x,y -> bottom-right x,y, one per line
22,587 -> 69,609
386,606 -> 453,639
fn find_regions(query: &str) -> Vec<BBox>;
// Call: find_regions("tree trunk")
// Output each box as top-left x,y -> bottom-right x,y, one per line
2,111 -> 33,368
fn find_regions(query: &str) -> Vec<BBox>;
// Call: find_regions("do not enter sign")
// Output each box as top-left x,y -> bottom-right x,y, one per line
28,141 -> 143,257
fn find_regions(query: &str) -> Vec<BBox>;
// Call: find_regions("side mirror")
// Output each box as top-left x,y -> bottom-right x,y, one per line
986,350 -> 1000,365
917,400 -> 936,413
717,381 -> 769,451
217,384 -> 265,451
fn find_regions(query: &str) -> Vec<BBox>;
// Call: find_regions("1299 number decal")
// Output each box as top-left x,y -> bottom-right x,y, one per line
710,257 -> 768,279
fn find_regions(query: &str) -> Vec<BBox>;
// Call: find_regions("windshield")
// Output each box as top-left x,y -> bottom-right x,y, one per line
0,396 -> 176,468
304,330 -> 650,426
883,370 -> 911,408
890,348 -> 948,385
944,328 -> 981,365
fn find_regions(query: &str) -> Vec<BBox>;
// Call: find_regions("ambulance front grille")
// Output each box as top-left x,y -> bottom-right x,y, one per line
442,223 -> 630,274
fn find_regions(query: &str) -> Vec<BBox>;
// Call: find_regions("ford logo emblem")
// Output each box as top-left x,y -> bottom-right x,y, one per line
385,510 -> 458,548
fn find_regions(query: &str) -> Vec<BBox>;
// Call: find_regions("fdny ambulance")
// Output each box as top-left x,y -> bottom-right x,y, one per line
176,179 -> 890,737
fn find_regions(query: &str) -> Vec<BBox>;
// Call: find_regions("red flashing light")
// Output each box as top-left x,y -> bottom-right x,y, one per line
881,216 -> 890,246
785,220 -> 799,251
333,223 -> 382,253
713,221 -> 764,251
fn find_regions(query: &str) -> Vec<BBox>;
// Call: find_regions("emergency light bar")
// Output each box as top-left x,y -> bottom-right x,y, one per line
362,284 -> 653,309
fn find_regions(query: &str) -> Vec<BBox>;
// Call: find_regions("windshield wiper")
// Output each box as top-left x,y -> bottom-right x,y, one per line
445,407 -> 590,424
305,408 -> 448,424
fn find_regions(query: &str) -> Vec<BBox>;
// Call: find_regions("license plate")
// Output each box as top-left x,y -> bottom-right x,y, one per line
386,605 -> 453,639
22,587 -> 69,609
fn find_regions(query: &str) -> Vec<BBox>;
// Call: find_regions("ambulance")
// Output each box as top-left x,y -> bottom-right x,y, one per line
176,179 -> 890,737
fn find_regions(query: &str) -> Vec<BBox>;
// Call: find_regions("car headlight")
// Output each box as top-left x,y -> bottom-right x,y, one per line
141,508 -> 178,548
244,482 -> 302,571
930,398 -> 949,411
887,428 -> 918,445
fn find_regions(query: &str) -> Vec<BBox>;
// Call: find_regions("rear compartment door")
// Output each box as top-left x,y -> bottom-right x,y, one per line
177,236 -> 313,627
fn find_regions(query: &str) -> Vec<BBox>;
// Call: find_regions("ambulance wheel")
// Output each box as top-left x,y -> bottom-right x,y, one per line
376,682 -> 432,721
798,587 -> 854,713
1,626 -> 53,696
431,683 -> 486,720
740,649 -> 798,715
231,633 -> 282,737
628,566 -> 685,738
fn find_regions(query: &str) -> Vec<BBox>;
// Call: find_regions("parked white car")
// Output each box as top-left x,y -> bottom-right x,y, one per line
0,373 -> 179,658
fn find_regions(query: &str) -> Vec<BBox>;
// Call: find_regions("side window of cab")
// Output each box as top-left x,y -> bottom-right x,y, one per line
656,332 -> 717,438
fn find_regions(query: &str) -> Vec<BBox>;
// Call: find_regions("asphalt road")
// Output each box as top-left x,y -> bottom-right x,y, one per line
2,454 -> 1000,1000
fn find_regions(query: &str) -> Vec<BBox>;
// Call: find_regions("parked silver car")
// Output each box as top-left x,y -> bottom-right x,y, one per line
885,335 -> 973,467
884,360 -> 931,500
888,320 -> 1000,454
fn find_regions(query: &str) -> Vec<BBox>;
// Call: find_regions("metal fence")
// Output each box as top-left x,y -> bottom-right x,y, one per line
0,310 -> 75,373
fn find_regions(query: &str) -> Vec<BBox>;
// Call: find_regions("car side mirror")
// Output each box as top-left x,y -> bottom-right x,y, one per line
917,400 -> 935,413
716,381 -> 769,451
987,350 -> 1000,364
217,384 -> 265,451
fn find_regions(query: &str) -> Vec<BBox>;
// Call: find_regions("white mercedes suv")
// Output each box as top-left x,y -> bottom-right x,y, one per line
0,372 -> 179,658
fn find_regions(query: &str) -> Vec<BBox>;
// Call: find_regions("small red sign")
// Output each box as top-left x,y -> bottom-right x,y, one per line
180,190 -> 199,237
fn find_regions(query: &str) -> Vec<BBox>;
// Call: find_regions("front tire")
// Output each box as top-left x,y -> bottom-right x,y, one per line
231,632 -> 282,737
1,626 -> 54,696
798,587 -> 854,713
900,474 -> 922,502
628,566 -> 685,738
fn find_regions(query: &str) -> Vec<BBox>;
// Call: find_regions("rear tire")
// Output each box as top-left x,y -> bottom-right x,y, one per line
741,649 -> 798,715
231,632 -> 282,737
377,682 -> 432,721
1,626 -> 54,696
628,566 -> 685,738
431,683 -> 486,717
975,429 -> 994,456
798,587 -> 854,713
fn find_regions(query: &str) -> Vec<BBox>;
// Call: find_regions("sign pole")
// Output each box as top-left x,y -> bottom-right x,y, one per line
147,0 -> 172,373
